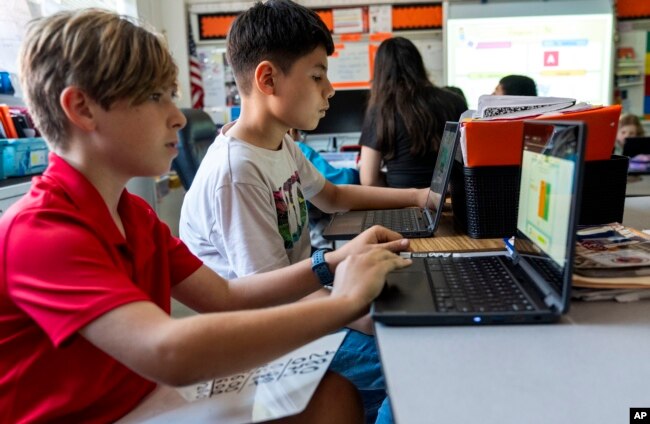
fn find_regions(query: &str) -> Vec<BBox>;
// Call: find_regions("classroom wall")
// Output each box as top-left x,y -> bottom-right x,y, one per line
5,1 -> 642,117
143,0 -> 440,109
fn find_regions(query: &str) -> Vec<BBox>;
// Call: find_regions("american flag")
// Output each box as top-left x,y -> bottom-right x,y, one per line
188,23 -> 204,109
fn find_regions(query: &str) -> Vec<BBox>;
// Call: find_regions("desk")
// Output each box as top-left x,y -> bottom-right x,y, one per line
410,214 -> 503,252
375,209 -> 650,424
376,301 -> 650,424
623,196 -> 650,231
626,174 -> 650,197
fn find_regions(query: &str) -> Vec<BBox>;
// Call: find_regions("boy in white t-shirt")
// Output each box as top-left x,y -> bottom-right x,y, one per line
180,2 -> 428,423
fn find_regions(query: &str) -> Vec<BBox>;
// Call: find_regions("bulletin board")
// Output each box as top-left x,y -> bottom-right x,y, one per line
193,3 -> 444,111
328,31 -> 443,89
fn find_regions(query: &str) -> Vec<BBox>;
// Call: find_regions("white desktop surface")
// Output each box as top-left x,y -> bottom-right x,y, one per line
626,174 -> 650,197
623,196 -> 650,231
375,300 -> 650,424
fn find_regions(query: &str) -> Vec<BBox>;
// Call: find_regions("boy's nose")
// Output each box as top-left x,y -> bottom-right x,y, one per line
172,106 -> 187,130
326,85 -> 335,99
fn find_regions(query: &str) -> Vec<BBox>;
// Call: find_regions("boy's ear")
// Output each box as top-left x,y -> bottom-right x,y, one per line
254,61 -> 277,95
59,86 -> 97,132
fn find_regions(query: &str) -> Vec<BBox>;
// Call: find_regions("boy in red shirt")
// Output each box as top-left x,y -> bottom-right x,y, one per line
0,8 -> 411,423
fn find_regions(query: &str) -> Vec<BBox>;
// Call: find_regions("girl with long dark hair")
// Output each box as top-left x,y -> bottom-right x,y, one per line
359,37 -> 467,188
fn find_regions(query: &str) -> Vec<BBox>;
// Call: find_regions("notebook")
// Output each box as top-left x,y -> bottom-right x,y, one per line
322,122 -> 460,240
372,120 -> 586,326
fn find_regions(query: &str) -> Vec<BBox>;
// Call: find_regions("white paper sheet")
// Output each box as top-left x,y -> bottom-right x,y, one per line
117,332 -> 346,424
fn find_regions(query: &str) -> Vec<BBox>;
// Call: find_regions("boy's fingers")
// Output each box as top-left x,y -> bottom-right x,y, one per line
380,253 -> 412,271
376,238 -> 410,253
370,225 -> 403,242
393,257 -> 413,269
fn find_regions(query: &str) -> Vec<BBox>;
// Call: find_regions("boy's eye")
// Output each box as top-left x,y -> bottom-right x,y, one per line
312,75 -> 322,82
149,93 -> 162,102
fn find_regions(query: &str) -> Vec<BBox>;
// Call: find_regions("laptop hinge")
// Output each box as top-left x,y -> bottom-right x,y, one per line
424,208 -> 435,230
518,258 -> 564,311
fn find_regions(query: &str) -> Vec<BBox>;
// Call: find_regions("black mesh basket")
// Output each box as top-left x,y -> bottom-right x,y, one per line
450,155 -> 629,239
450,162 -> 520,239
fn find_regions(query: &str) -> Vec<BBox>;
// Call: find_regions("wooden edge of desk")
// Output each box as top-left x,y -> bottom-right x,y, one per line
410,214 -> 504,253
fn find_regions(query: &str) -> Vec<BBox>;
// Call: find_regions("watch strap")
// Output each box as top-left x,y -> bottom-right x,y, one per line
311,248 -> 334,286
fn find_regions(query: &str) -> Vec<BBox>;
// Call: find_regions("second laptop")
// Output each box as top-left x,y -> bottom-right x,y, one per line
322,121 -> 460,240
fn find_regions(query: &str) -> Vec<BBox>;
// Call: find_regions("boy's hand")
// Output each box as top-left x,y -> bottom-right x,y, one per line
418,187 -> 430,208
330,248 -> 412,309
327,225 -> 410,268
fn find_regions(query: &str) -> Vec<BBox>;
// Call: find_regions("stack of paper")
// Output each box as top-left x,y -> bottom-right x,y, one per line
474,95 -> 576,120
572,223 -> 650,292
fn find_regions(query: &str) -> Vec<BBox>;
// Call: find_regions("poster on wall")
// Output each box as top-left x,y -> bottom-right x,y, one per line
333,8 -> 364,34
369,5 -> 392,34
328,41 -> 370,87
196,45 -> 227,109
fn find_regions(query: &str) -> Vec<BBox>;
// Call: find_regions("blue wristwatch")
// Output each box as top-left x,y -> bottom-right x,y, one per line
311,249 -> 334,286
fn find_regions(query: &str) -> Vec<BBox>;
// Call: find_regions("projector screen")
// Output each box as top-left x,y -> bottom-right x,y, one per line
446,0 -> 614,109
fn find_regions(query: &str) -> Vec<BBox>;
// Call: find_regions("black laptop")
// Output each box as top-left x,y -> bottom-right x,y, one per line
623,136 -> 650,174
372,120 -> 586,326
322,122 -> 460,240
623,136 -> 650,158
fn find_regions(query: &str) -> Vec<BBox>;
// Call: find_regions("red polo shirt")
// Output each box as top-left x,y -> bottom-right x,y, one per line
0,153 -> 203,423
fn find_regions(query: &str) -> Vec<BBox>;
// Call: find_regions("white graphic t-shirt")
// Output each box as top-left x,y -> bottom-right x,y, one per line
180,124 -> 326,279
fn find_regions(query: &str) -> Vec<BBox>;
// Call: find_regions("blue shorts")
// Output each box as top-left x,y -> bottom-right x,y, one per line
329,329 -> 393,424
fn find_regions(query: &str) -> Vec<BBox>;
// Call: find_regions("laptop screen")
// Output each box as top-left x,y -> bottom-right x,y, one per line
623,136 -> 650,158
515,121 -> 583,275
425,122 -> 459,214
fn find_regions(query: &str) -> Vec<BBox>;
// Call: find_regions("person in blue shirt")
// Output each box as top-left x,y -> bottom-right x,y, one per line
290,128 -> 359,251
290,128 -> 360,185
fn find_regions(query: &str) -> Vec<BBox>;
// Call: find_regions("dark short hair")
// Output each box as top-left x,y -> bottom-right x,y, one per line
226,0 -> 334,95
498,75 -> 537,96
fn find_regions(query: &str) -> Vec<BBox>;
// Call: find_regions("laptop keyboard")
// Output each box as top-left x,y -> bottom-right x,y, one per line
362,209 -> 421,232
426,256 -> 535,313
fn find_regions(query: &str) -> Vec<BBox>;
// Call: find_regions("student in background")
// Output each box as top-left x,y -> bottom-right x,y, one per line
358,37 -> 467,188
180,3 -> 430,422
290,128 -> 360,185
443,85 -> 468,105
0,8 -> 414,423
615,113 -> 645,155
493,74 -> 538,96
290,128 -> 359,251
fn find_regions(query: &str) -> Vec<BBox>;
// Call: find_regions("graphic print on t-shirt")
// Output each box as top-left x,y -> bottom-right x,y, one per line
273,171 -> 307,249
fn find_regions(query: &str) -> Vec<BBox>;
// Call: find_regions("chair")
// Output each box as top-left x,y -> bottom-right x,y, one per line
172,108 -> 218,190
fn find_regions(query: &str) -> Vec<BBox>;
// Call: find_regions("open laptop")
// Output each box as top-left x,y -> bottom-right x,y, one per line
623,137 -> 650,174
372,120 -> 586,325
322,121 -> 460,240
623,136 -> 650,158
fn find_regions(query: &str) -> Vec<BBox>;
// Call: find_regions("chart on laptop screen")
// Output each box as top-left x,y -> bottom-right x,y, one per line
517,150 -> 575,267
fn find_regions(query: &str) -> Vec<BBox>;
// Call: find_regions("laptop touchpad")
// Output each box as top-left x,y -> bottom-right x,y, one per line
376,266 -> 433,312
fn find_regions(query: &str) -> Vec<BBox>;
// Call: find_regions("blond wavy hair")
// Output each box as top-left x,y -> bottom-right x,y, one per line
19,8 -> 178,149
